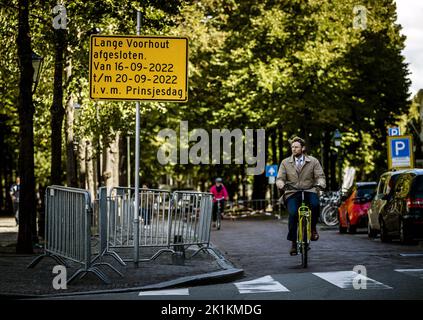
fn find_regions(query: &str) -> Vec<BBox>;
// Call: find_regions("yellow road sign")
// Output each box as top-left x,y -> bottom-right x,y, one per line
89,35 -> 188,102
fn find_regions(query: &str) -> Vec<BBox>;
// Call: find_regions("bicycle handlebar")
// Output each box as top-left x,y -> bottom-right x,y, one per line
284,183 -> 323,192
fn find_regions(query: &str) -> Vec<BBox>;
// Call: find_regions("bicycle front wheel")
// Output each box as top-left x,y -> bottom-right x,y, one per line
301,221 -> 308,268
216,208 -> 221,230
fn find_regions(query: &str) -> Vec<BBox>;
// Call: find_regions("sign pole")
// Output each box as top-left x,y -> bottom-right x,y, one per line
134,10 -> 141,267
88,12 -> 189,267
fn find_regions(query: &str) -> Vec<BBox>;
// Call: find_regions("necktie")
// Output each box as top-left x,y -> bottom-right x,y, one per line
296,158 -> 302,171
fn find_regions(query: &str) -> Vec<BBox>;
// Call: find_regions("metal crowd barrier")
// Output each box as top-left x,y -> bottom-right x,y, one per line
226,199 -> 284,218
98,187 -> 214,263
28,185 -> 123,284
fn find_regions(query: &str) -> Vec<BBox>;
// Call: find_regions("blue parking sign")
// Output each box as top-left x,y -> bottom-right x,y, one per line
388,127 -> 400,136
387,135 -> 414,169
266,165 -> 278,177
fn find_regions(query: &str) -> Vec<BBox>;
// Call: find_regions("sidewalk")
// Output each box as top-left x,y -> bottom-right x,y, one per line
0,216 -> 243,298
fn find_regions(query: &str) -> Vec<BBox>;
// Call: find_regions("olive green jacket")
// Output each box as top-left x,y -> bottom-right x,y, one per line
276,154 -> 326,202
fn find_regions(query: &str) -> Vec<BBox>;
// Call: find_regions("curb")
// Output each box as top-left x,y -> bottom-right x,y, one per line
0,243 -> 244,299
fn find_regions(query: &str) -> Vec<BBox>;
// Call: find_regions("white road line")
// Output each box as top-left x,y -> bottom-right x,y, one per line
399,253 -> 423,257
234,275 -> 290,294
313,271 -> 392,290
395,269 -> 423,279
138,288 -> 190,296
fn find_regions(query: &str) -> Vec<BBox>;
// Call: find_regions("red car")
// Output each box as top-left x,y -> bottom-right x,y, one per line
338,182 -> 377,234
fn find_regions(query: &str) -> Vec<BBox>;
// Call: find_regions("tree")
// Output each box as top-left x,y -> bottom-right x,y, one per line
16,0 -> 36,253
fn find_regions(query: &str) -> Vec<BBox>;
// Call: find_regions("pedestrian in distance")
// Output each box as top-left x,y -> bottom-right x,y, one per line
10,176 -> 20,226
276,136 -> 326,256
210,177 -> 229,228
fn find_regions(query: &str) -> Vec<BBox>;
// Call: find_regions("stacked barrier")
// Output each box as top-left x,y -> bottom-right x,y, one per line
28,185 -> 123,284
98,187 -> 214,263
226,199 -> 284,218
170,191 -> 213,246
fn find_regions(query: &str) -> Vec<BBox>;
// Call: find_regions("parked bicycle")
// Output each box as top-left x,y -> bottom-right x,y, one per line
320,190 -> 341,226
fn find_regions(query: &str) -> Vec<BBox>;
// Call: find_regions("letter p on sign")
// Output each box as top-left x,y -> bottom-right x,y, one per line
394,141 -> 406,156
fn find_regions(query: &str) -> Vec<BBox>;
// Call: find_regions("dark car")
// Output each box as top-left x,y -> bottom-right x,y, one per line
338,182 -> 377,233
379,169 -> 423,244
367,170 -> 408,238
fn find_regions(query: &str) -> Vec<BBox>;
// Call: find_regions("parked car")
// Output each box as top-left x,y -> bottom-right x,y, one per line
367,170 -> 408,238
338,182 -> 377,234
379,169 -> 423,244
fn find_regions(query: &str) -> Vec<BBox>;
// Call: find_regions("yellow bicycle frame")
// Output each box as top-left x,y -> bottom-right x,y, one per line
297,202 -> 312,247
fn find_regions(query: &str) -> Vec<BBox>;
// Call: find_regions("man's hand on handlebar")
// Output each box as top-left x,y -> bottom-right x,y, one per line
315,185 -> 324,192
283,183 -> 324,192
282,183 -> 294,191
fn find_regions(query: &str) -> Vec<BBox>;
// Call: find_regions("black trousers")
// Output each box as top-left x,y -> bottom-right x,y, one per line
212,200 -> 225,222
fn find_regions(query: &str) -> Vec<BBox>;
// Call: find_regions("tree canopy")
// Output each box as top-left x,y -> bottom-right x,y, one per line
0,0 -> 413,214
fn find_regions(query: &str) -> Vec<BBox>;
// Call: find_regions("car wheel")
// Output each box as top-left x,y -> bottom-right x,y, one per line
347,214 -> 356,234
368,223 -> 378,238
380,218 -> 391,243
338,211 -> 347,234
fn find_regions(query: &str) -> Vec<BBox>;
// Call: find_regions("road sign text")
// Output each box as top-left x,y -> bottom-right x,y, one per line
90,35 -> 188,101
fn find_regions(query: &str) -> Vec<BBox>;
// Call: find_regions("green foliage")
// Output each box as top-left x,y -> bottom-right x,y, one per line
0,0 -> 413,195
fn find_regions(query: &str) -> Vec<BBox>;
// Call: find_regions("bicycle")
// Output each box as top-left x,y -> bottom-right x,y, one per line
320,190 -> 341,226
284,184 -> 321,268
215,197 -> 225,230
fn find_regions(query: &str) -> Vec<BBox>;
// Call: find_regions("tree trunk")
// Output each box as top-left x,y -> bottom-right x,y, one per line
278,130 -> 284,163
323,130 -> 330,190
0,142 -> 3,212
78,138 -> 87,189
271,129 -> 277,201
252,131 -> 267,207
277,130 -> 285,200
241,170 -> 246,200
330,151 -> 337,191
50,28 -> 67,185
85,140 -> 95,200
16,0 -> 36,253
111,132 -> 120,188
119,134 -> 127,187
64,58 -> 77,187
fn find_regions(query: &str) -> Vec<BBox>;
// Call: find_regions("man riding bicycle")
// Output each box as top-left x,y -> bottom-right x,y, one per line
210,177 -> 229,228
276,136 -> 326,256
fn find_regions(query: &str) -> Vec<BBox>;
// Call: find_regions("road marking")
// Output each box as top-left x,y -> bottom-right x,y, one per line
399,253 -> 423,257
138,288 -> 189,296
234,275 -> 290,294
395,269 -> 423,279
313,271 -> 392,290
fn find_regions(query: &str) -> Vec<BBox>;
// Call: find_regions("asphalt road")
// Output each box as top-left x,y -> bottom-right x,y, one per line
48,217 -> 423,300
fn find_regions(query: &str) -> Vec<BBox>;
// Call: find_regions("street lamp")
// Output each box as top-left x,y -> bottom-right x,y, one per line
31,51 -> 43,93
333,129 -> 342,147
333,129 -> 342,189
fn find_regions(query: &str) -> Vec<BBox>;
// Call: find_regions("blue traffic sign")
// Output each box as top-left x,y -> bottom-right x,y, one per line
387,135 -> 414,169
388,127 -> 401,136
266,165 -> 278,177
